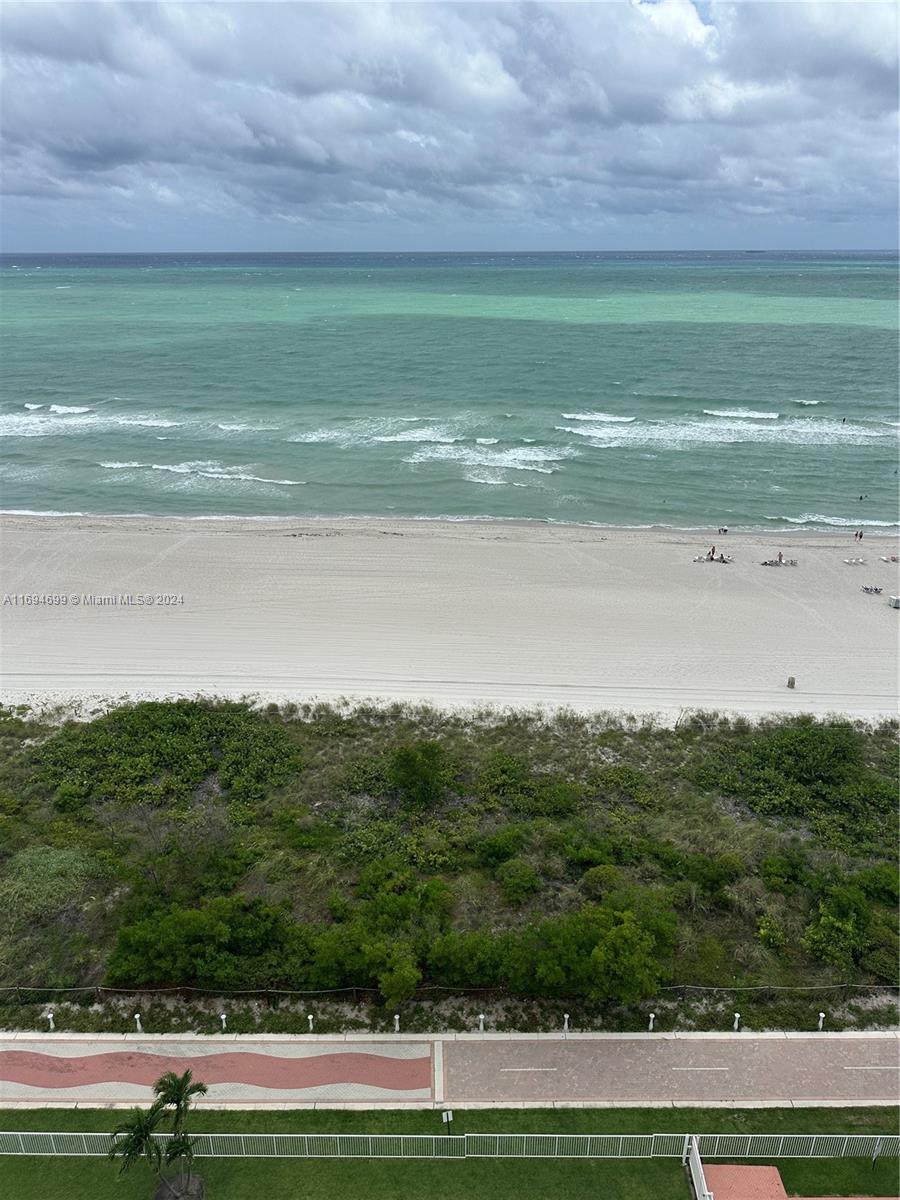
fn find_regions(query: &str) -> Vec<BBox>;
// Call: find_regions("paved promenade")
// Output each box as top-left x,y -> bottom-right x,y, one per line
0,1032 -> 897,1109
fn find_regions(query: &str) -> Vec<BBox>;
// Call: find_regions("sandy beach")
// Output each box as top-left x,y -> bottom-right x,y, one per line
1,516 -> 897,720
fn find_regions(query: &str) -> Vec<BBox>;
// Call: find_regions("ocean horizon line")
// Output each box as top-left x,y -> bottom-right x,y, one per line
3,248 -> 898,259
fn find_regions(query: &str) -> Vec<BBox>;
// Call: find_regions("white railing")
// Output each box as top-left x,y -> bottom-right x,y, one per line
0,1130 -> 896,1160
685,1134 -> 714,1200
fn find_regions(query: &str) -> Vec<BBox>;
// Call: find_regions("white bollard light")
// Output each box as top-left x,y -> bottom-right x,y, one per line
818,1012 -> 826,1031
733,1012 -> 741,1032
307,1014 -> 314,1033
478,1013 -> 485,1033
47,1011 -> 55,1032
220,1013 -> 227,1032
648,1013 -> 656,1032
393,1014 -> 400,1033
563,1013 -> 570,1034
134,1013 -> 142,1033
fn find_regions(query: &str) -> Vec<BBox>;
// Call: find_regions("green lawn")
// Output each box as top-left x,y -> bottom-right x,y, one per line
0,1105 -> 896,1135
2,1152 -> 899,1200
1,1108 -> 897,1200
0,1157 -> 689,1200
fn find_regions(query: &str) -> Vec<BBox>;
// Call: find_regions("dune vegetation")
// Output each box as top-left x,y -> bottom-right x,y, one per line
0,700 -> 896,1026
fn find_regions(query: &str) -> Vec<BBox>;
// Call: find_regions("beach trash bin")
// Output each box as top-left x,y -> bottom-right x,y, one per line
786,676 -> 796,689
890,596 -> 900,609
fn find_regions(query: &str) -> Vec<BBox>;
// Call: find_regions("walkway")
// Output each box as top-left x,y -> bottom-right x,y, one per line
0,1032 -> 897,1108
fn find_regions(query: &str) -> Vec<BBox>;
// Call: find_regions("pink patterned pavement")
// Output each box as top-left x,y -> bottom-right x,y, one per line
0,1049 -> 430,1092
0,1039 -> 434,1104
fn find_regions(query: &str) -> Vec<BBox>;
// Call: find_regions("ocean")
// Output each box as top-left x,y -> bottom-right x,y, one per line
1,251 -> 897,529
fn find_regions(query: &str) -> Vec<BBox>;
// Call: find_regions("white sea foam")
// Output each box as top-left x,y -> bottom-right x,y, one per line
0,509 -> 86,516
217,422 -> 280,433
291,416 -> 469,448
464,468 -> 532,487
772,513 -> 900,528
23,403 -> 43,410
4,409 -> 186,437
476,438 -> 499,444
116,416 -> 182,428
557,417 -> 894,450
100,460 -> 304,486
703,409 -> 779,419
561,411 -> 635,423
2,412 -> 96,437
404,444 -> 577,474
793,399 -> 821,406
374,427 -> 460,444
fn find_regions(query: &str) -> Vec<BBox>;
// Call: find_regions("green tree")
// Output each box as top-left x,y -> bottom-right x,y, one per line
153,1069 -> 207,1139
802,887 -> 872,973
587,911 -> 660,1003
108,1104 -> 172,1195
153,1069 -> 208,1195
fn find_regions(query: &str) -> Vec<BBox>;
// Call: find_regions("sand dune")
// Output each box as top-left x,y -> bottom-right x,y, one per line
1,516 -> 897,720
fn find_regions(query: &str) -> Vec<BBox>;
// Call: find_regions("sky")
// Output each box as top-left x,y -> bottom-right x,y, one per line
1,0 -> 898,252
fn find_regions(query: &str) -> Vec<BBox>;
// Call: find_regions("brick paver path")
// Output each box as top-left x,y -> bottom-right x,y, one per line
704,1163 -> 897,1200
0,1032 -> 896,1107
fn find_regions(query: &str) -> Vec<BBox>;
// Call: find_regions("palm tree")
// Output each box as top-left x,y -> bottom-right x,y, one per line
153,1069 -> 208,1193
164,1134 -> 197,1191
108,1103 -> 175,1195
153,1069 -> 208,1139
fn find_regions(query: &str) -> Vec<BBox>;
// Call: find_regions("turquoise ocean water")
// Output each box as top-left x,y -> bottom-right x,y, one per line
1,251 -> 897,529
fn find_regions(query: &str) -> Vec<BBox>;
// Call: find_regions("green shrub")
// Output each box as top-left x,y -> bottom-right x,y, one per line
106,897 -> 312,989
402,824 -> 457,871
477,824 -> 530,866
388,741 -> 452,809
760,848 -> 809,894
595,764 -> 658,807
477,753 -> 582,815
496,858 -> 541,906
851,863 -> 899,905
580,865 -> 621,899
757,914 -> 788,950
39,701 -> 301,811
859,917 -> 900,982
341,754 -> 391,798
802,887 -> 873,973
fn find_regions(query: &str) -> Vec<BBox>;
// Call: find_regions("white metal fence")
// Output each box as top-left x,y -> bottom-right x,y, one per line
685,1135 -> 714,1200
0,1131 -> 897,1160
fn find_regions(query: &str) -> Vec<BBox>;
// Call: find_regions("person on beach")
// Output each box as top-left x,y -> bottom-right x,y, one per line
777,551 -> 784,564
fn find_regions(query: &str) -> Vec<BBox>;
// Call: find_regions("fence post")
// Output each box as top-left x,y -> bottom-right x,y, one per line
681,1134 -> 690,1164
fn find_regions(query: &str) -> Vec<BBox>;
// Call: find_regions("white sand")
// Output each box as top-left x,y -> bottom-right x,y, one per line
1,516 -> 897,720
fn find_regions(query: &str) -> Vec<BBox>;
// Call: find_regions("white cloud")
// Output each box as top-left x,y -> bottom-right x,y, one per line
0,1 -> 896,248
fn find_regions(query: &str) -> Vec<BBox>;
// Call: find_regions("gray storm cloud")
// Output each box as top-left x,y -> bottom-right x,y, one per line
1,0 -> 897,249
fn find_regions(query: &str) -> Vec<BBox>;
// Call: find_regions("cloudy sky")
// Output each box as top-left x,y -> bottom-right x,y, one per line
1,0 -> 897,252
